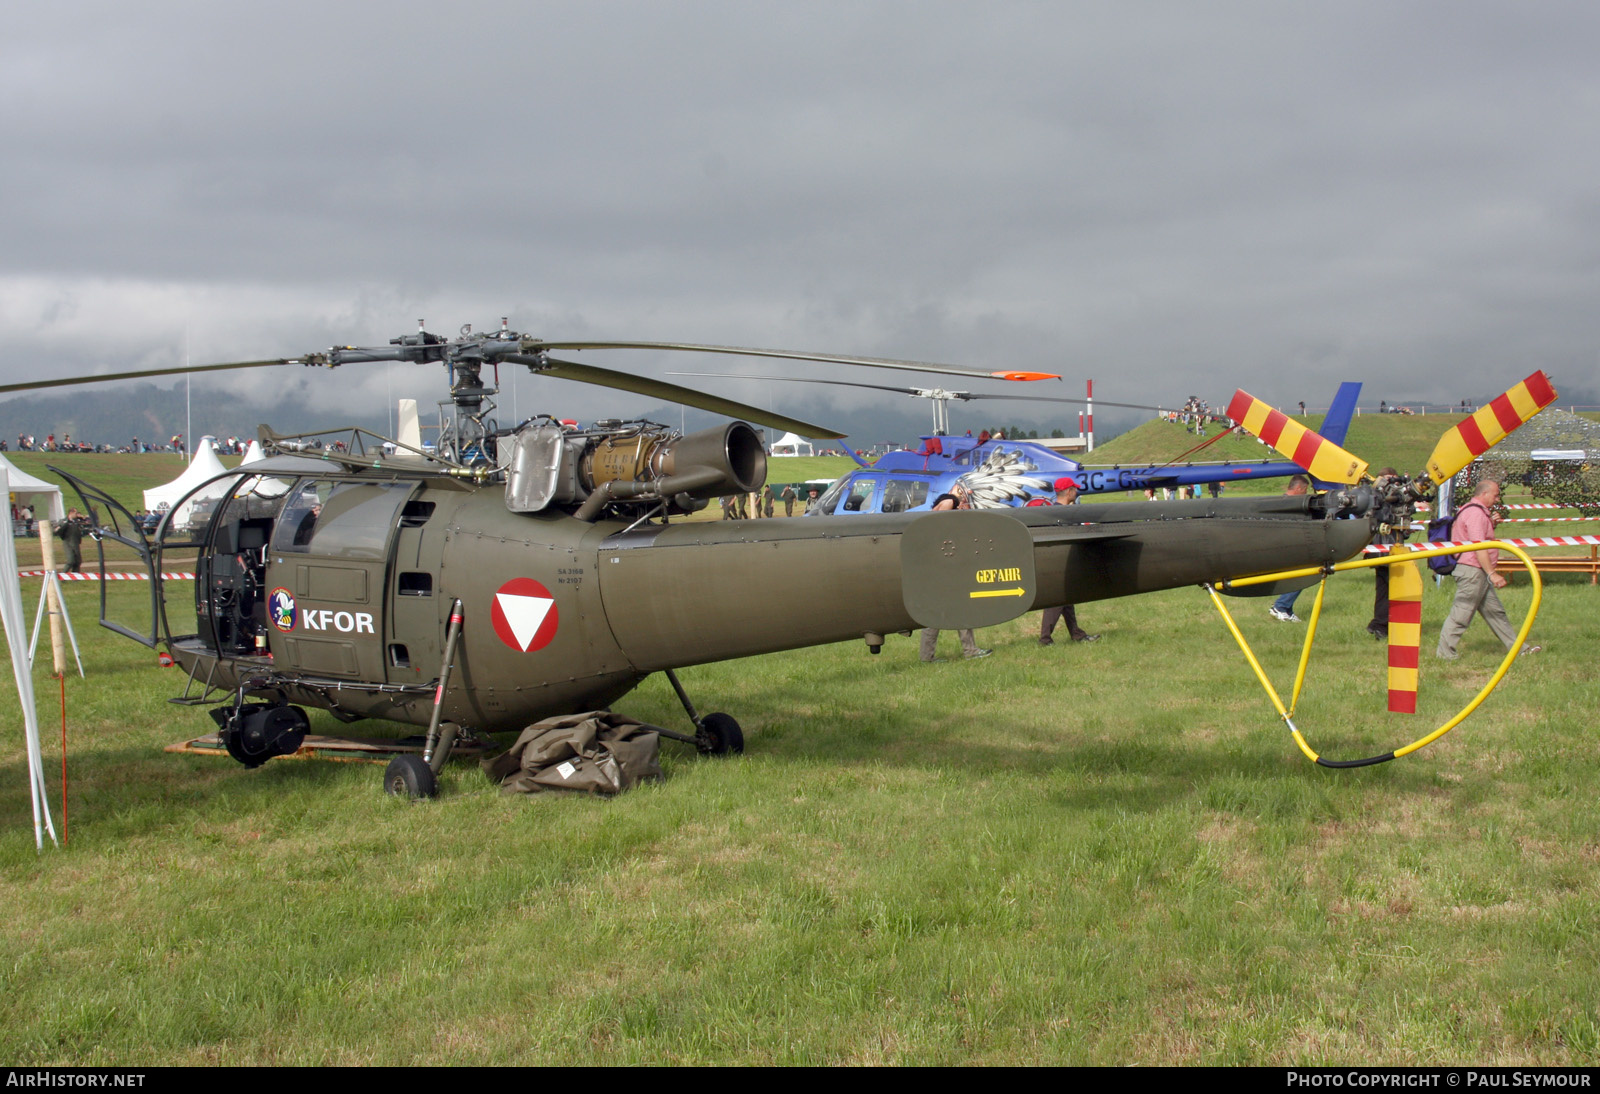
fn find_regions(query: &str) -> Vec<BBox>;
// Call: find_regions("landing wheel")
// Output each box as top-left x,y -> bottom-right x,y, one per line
223,728 -> 272,768
384,755 -> 438,800
696,712 -> 745,756
217,703 -> 309,768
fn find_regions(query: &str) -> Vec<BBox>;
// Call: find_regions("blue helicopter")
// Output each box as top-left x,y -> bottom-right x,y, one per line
675,373 -> 1363,515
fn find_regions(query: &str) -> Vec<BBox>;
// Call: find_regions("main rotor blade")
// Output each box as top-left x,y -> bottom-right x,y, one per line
0,358 -> 300,396
668,372 -> 926,397
1226,389 -> 1368,484
507,355 -> 845,439
667,371 -> 1171,410
1423,370 -> 1558,485
959,393 -> 1170,411
522,340 -> 1061,382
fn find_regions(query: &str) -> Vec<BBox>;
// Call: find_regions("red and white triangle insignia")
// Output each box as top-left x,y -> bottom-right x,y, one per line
494,592 -> 555,652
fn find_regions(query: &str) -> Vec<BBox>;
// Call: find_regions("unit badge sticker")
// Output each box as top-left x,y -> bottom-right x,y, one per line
269,587 -> 296,632
490,578 -> 560,653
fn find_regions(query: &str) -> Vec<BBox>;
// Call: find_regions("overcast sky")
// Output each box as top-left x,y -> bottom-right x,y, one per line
2,1 -> 1597,436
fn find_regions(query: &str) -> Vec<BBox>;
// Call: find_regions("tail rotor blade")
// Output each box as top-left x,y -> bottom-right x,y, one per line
1424,370 -> 1559,484
1386,560 -> 1424,714
1226,390 -> 1368,484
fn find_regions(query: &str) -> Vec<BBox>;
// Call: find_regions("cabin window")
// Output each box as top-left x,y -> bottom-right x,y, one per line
881,480 -> 929,514
398,572 -> 433,597
400,500 -> 435,528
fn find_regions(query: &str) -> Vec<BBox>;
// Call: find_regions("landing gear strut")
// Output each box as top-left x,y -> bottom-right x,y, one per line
385,598 -> 465,800
661,668 -> 744,755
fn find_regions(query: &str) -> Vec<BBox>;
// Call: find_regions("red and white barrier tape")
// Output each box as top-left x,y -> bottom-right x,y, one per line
17,571 -> 196,580
1503,503 -> 1583,510
1365,536 -> 1600,554
1496,516 -> 1600,523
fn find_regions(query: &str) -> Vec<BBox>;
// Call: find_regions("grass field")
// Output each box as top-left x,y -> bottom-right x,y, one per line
4,450 -> 233,517
1,560 -> 1596,1064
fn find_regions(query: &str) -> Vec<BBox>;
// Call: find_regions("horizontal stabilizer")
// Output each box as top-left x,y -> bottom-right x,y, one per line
1026,526 -> 1134,547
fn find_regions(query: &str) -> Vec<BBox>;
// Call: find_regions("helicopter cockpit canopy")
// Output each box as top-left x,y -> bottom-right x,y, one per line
157,456 -> 331,548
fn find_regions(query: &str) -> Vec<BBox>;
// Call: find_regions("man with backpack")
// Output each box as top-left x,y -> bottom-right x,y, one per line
1436,479 -> 1539,660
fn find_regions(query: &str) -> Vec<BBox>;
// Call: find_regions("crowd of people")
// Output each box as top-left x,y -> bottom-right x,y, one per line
1159,396 -> 1224,435
3,434 -> 252,455
720,483 -> 806,519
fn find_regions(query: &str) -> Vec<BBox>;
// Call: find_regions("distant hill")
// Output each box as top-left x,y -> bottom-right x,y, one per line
0,383 -> 391,450
1086,410 -> 1478,482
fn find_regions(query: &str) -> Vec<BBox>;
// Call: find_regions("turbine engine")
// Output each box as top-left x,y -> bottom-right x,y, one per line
504,419 -> 767,519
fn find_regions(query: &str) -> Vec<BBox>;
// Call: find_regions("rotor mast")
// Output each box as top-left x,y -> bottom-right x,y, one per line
911,388 -> 957,434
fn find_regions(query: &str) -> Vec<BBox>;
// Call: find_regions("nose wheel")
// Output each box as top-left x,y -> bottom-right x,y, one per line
383,755 -> 439,800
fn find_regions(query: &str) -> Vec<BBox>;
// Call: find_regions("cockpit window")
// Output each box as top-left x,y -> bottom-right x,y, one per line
272,480 -> 413,559
840,478 -> 878,513
812,477 -> 849,516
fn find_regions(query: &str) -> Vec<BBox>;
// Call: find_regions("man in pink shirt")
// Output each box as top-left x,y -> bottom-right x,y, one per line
1436,479 -> 1539,659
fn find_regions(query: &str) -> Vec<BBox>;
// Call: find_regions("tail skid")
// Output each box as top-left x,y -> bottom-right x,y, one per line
1205,540 -> 1543,767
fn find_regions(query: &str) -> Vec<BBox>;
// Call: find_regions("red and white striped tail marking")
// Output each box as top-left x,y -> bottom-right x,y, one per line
1387,561 -> 1423,714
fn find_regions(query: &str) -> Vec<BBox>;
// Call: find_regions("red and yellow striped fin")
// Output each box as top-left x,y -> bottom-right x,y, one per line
1226,390 -> 1368,484
1424,370 -> 1559,484
1386,560 -> 1423,714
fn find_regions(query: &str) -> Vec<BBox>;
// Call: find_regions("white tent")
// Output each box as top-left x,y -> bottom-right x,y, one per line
234,439 -> 290,499
770,432 -> 815,458
143,436 -> 230,511
0,451 -> 65,522
1,468 -> 58,849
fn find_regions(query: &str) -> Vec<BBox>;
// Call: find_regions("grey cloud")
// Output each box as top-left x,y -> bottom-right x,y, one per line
2,1 -> 1598,432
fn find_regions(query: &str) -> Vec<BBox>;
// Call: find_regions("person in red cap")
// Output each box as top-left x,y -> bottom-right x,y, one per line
1028,477 -> 1101,644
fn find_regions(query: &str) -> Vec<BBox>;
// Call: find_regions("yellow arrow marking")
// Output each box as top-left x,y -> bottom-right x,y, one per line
969,588 -> 1027,599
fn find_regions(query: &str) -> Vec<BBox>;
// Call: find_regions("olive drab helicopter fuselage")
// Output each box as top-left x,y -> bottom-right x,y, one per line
62,427 -> 1377,792
38,321 -> 1451,797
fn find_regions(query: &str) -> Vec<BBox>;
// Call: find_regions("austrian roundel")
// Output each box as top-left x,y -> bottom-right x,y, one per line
490,578 -> 560,653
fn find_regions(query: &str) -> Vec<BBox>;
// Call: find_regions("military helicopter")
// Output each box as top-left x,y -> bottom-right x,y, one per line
670,372 -> 1366,513
21,321 -> 1549,796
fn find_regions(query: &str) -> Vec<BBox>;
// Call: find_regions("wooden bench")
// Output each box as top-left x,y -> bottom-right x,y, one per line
1496,545 -> 1599,585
